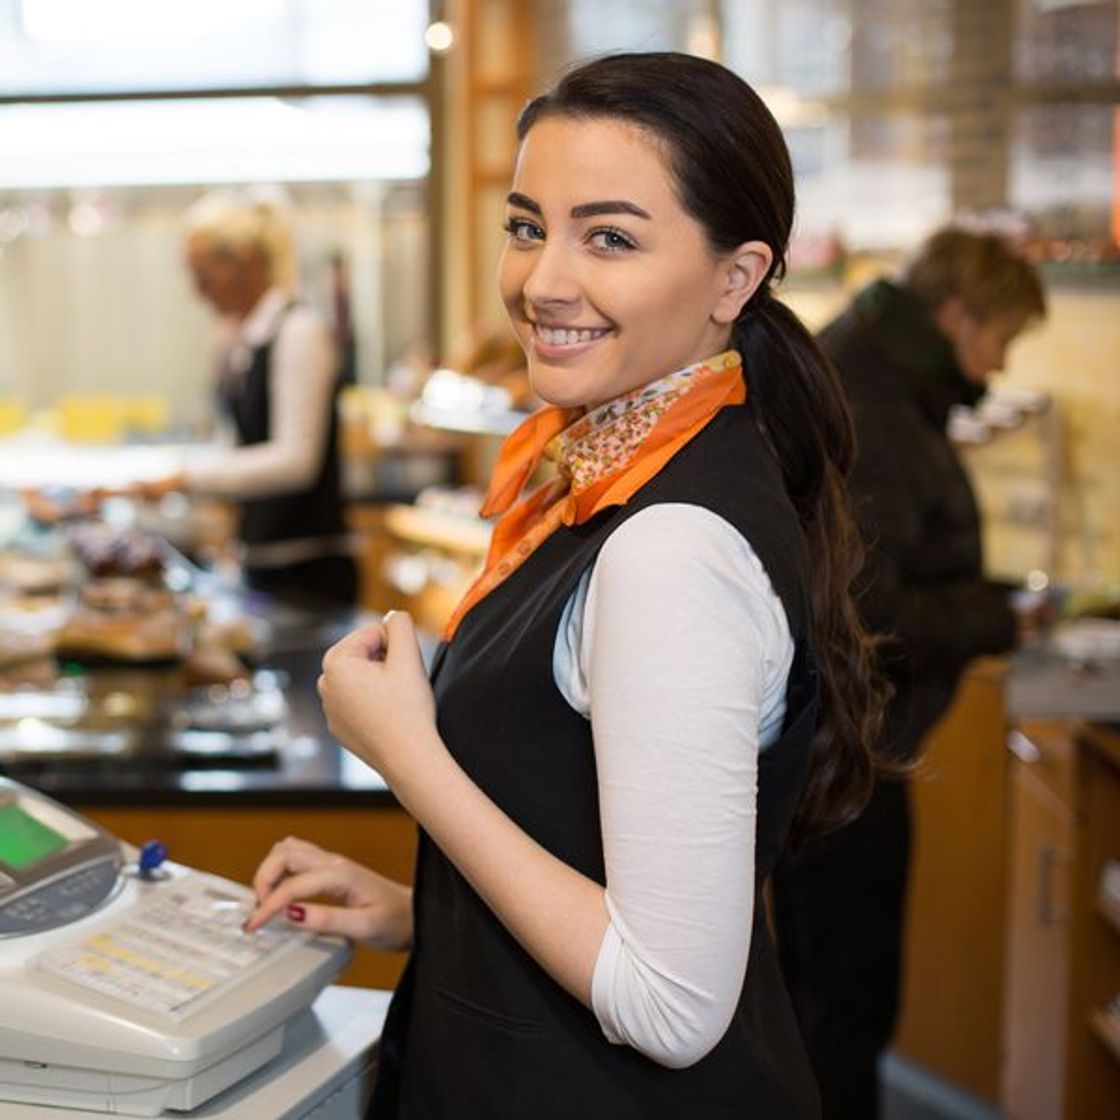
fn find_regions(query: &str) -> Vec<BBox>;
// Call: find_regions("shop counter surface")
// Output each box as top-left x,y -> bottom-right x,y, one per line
0,611 -> 421,991
0,598 -> 447,809
0,642 -> 396,809
1006,647 -> 1120,724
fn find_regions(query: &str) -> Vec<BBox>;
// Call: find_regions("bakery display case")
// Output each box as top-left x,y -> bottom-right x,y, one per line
0,489 -> 418,993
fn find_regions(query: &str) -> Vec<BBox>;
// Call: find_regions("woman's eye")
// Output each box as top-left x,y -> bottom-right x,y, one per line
588,227 -> 636,253
503,217 -> 543,243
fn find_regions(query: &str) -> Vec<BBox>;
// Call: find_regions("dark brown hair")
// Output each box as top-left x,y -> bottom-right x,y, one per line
903,227 -> 1047,324
518,52 -> 888,840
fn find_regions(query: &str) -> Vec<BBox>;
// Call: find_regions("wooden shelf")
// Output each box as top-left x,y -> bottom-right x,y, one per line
1090,1008 -> 1120,1066
381,504 -> 491,559
1098,889 -> 1120,938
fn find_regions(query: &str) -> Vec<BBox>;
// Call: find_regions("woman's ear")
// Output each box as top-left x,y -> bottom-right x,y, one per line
713,240 -> 773,325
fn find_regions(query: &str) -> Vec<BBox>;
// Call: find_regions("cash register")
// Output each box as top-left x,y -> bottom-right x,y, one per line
0,777 -> 351,1116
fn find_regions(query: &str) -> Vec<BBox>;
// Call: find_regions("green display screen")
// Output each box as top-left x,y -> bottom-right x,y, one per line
0,803 -> 68,869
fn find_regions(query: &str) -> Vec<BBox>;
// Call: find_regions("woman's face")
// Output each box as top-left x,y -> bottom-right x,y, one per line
499,115 -> 763,410
186,235 -> 265,318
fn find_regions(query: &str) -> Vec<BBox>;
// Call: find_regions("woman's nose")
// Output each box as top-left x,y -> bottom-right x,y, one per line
521,241 -> 580,310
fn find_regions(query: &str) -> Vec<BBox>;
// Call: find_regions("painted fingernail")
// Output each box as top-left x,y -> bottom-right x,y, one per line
286,904 -> 306,923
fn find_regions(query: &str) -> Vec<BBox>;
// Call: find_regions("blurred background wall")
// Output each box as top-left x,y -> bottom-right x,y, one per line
1,0 -> 1117,585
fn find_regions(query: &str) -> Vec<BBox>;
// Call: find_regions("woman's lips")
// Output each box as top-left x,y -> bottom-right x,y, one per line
530,323 -> 612,357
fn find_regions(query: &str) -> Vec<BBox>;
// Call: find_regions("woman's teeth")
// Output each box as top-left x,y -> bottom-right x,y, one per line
536,326 -> 609,346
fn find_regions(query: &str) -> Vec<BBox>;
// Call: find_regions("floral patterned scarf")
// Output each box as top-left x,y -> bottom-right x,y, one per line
443,349 -> 745,639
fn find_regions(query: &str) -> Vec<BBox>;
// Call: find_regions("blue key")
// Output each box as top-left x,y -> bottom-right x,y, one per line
138,840 -> 168,878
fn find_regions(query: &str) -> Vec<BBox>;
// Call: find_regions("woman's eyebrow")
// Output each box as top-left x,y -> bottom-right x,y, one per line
571,200 -> 651,220
506,192 -> 651,221
507,191 -> 541,214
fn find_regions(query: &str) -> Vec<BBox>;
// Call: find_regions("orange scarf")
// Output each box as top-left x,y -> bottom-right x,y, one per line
443,350 -> 746,640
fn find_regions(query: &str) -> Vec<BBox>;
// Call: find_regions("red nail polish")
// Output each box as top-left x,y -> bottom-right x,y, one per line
287,904 -> 306,923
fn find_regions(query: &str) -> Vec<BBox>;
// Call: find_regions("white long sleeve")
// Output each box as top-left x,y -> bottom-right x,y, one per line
552,503 -> 793,1068
183,290 -> 338,500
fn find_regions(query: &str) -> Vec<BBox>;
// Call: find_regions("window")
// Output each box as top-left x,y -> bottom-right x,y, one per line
0,0 -> 428,93
534,0 -> 1119,272
0,0 -> 434,418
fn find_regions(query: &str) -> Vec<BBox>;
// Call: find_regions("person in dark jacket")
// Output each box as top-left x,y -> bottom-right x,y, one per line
243,53 -> 892,1119
771,227 -> 1047,1119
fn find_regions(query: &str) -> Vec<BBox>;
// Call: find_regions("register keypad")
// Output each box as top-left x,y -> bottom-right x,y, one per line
33,877 -> 303,1018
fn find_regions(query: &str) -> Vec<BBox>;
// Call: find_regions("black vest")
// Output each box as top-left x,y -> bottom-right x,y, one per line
218,307 -> 346,549
370,403 -> 822,1119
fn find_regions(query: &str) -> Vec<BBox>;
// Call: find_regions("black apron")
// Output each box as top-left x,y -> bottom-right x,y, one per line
218,306 -> 355,608
371,403 -> 821,1118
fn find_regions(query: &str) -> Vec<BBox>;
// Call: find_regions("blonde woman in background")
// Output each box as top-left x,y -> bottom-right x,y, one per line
155,187 -> 357,610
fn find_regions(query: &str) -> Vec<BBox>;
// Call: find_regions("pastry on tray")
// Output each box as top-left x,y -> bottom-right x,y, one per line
21,485 -> 102,525
55,583 -> 188,664
0,552 -> 75,595
79,577 -> 175,614
66,523 -> 165,579
55,611 -> 188,663
0,656 -> 58,691
0,628 -> 58,689
181,642 -> 250,688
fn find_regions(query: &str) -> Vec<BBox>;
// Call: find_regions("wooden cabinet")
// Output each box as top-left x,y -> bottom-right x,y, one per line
998,721 -> 1120,1119
1001,725 -> 1075,1120
895,670 -> 1120,1118
1064,726 -> 1120,1119
895,658 -> 1011,1100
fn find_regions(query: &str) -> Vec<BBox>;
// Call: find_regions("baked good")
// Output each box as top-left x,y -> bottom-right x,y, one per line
67,523 -> 165,579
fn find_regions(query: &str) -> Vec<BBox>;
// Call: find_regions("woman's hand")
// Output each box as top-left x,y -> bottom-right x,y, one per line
317,612 -> 441,789
244,836 -> 412,951
313,615 -> 609,1010
131,473 -> 188,502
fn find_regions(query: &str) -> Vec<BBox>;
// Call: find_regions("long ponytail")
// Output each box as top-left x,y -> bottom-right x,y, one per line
735,290 -> 890,841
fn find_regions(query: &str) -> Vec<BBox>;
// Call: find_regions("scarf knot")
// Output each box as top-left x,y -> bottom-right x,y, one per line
445,350 -> 746,639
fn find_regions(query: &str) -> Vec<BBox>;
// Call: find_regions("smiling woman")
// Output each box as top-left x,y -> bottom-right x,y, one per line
498,116 -> 772,409
248,51 -> 889,1120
